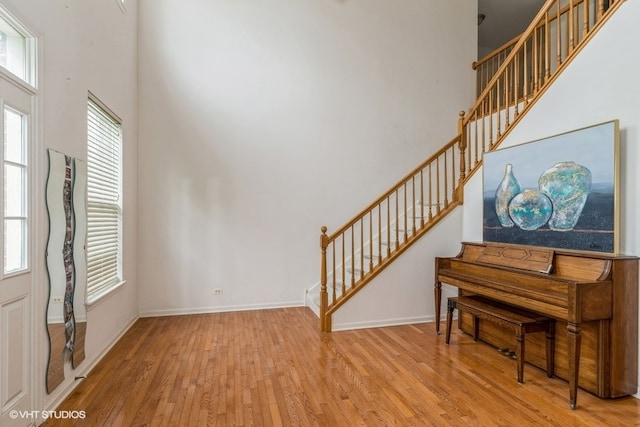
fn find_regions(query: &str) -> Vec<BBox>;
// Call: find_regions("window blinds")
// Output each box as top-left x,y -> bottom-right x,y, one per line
86,97 -> 122,301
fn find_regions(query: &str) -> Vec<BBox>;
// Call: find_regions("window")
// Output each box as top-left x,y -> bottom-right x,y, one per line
3,106 -> 27,274
0,6 -> 35,276
86,95 -> 122,303
0,10 -> 36,86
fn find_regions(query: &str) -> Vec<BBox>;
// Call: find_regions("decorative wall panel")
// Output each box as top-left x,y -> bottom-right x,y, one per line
45,150 -> 87,393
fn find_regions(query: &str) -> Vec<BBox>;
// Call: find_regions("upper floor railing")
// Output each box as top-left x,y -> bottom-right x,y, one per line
474,0 -> 613,98
460,0 -> 618,181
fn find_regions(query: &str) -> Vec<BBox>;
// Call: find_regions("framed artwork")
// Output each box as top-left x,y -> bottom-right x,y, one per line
483,120 -> 619,254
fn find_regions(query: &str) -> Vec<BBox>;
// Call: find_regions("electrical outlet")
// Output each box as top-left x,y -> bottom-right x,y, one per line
213,288 -> 223,295
52,297 -> 63,303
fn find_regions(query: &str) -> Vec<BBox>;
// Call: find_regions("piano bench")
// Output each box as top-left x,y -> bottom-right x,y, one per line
445,295 -> 555,383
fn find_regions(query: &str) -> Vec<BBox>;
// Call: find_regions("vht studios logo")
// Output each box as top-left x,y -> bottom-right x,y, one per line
10,410 -> 86,420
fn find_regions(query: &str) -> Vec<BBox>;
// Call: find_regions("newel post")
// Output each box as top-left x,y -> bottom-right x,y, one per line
457,110 -> 467,203
320,226 -> 330,332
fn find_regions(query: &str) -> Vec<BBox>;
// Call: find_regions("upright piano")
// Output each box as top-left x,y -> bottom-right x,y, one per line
435,242 -> 638,409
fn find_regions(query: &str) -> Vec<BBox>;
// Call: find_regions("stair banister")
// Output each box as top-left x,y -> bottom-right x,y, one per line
318,0 -> 625,332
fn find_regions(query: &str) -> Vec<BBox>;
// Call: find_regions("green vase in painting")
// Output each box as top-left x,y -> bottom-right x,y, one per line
508,189 -> 553,231
495,163 -> 521,228
538,161 -> 592,231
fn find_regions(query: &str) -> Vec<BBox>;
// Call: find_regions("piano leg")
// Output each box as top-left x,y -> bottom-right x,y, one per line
435,280 -> 442,334
516,328 -> 525,383
567,322 -> 582,410
445,299 -> 455,344
545,321 -> 555,378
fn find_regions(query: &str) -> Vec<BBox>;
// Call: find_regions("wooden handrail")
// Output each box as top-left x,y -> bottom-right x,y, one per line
325,135 -> 461,242
319,0 -> 624,332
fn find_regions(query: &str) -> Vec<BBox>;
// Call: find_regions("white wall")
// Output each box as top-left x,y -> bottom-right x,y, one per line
0,0 -> 139,413
137,0 -> 476,318
462,0 -> 640,393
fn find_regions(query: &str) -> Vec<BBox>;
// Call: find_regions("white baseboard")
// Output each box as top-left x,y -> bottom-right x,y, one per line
332,315 -> 435,331
138,300 -> 305,318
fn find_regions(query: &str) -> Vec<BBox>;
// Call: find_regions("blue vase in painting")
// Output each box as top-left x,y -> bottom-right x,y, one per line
495,163 -> 521,227
538,161 -> 592,231
508,189 -> 553,231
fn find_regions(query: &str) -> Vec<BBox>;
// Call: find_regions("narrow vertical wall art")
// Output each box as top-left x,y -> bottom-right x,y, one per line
45,149 -> 87,394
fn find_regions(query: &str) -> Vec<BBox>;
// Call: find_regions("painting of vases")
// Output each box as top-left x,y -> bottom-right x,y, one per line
483,120 -> 619,254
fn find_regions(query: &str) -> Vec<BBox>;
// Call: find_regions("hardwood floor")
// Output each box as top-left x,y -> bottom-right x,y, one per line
45,307 -> 640,426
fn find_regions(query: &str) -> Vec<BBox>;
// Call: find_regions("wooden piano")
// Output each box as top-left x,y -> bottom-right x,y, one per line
435,242 -> 638,410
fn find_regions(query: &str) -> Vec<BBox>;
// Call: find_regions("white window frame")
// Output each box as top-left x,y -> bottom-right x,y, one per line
0,5 -> 36,278
86,93 -> 124,304
0,6 -> 37,88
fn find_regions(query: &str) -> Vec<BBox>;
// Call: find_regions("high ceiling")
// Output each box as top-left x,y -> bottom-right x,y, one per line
478,0 -> 546,50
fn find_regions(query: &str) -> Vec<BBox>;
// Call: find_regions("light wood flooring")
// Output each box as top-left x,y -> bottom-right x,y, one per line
45,307 -> 640,426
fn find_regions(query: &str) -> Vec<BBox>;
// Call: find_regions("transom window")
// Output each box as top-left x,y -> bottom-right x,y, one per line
0,9 -> 36,87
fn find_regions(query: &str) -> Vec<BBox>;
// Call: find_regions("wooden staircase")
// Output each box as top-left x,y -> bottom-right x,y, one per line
316,0 -> 626,332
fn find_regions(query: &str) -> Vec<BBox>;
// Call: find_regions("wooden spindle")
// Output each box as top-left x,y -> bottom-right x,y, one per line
514,51 -> 519,116
443,151 -> 449,207
488,90 -> 494,147
531,30 -> 540,94
360,219 -> 364,279
411,176 -> 416,234
504,64 -> 510,128
403,183 -> 408,241
524,35 -> 530,99
341,235 -> 345,295
369,210 -> 373,272
351,227 -> 355,287
556,1 -> 562,67
419,170 -> 425,228
598,0 -> 604,19
428,163 -> 433,222
331,243 -> 336,303
457,111 -> 466,195
378,204 -> 382,260
583,0 -> 590,38
545,8 -> 551,80
387,198 -> 391,257
450,148 -> 456,207
473,110 -> 479,172
496,75 -> 502,136
394,189 -> 399,250
436,158 -> 441,214
569,0 -> 575,51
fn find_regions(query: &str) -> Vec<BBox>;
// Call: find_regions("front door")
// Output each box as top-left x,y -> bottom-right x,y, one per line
0,55 -> 36,427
